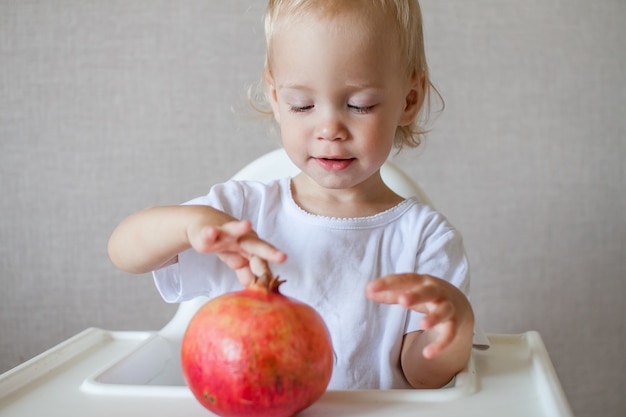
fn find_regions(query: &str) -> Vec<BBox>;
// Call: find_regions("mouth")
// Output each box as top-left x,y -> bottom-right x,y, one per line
314,156 -> 355,171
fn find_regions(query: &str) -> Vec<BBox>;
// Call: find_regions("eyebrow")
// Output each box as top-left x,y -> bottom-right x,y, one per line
277,83 -> 313,92
278,82 -> 384,92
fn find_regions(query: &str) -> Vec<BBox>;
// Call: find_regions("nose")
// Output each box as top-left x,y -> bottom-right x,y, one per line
314,112 -> 348,141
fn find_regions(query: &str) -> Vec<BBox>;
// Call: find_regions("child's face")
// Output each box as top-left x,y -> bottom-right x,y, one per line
266,10 -> 420,191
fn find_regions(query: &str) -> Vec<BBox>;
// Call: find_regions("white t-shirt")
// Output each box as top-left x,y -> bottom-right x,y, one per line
154,178 -> 479,389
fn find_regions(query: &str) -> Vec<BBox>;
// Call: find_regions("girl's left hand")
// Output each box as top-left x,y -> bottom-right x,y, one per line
365,273 -> 472,358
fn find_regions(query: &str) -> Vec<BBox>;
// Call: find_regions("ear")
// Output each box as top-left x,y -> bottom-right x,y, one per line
264,70 -> 281,124
399,72 -> 426,126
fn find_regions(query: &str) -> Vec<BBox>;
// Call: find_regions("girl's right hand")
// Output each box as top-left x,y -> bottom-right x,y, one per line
108,205 -> 285,280
189,219 -> 287,286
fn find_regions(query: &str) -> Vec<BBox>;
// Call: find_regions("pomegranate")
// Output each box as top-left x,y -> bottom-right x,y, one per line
181,259 -> 334,417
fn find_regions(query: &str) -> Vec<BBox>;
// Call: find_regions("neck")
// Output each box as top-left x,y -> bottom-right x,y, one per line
290,172 -> 404,218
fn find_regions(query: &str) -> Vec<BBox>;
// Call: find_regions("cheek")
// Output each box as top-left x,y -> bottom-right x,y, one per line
280,109 -> 311,130
276,116 -> 305,143
371,139 -> 395,162
362,115 -> 397,141
361,118 -> 397,157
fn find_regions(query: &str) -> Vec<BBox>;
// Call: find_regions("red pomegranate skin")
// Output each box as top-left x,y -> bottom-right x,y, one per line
181,280 -> 334,417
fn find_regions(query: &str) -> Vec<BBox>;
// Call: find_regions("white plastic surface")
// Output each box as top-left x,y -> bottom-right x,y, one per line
0,329 -> 573,417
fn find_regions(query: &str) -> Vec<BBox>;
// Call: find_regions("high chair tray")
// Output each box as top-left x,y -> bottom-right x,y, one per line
0,329 -> 572,416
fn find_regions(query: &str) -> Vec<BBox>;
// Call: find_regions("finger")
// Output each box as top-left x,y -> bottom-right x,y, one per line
235,267 -> 255,287
422,322 -> 456,359
201,226 -> 219,241
398,285 -> 446,310
197,223 -> 246,251
365,275 -> 417,304
191,226 -> 221,253
367,274 -> 425,293
365,285 -> 404,304
419,300 -> 455,329
367,278 -> 444,307
217,252 -> 249,271
249,256 -> 270,277
220,220 -> 253,238
219,220 -> 286,264
239,239 -> 287,264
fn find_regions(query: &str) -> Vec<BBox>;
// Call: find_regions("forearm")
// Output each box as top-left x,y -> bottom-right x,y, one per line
401,308 -> 474,389
107,205 -> 234,274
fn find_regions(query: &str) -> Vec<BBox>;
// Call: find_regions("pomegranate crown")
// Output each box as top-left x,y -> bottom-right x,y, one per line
250,256 -> 285,292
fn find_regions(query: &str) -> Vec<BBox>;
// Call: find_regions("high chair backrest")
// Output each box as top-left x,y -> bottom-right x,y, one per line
158,148 -> 432,338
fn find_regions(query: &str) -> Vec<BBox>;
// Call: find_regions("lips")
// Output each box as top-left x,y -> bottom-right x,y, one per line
314,156 -> 355,171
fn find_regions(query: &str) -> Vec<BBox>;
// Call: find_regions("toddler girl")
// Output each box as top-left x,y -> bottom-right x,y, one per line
109,0 -> 483,389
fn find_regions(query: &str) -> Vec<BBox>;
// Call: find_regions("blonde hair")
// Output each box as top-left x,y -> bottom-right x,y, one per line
251,0 -> 442,149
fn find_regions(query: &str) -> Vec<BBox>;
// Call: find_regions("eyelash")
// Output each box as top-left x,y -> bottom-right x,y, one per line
349,104 -> 375,114
288,104 -> 375,114
289,105 -> 314,113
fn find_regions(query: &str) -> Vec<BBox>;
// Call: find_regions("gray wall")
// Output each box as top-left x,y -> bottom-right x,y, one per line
1,1 -> 624,416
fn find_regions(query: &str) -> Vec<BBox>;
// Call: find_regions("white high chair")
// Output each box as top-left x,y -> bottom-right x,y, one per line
0,149 -> 574,417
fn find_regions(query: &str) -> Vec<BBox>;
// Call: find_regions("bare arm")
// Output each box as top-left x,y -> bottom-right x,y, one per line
400,307 -> 473,388
365,273 -> 474,388
108,205 -> 286,280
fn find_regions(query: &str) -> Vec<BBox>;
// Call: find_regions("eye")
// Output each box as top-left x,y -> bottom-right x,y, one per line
289,105 -> 314,113
348,104 -> 375,114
